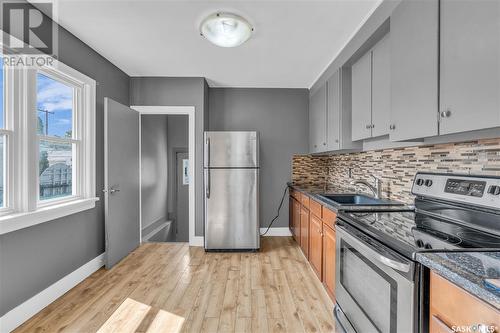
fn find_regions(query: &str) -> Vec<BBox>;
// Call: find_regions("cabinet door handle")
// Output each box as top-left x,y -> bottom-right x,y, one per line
389,124 -> 396,130
366,124 -> 370,129
371,124 -> 375,129
440,109 -> 452,118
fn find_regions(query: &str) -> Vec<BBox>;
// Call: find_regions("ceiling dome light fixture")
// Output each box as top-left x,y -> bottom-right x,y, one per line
200,12 -> 254,48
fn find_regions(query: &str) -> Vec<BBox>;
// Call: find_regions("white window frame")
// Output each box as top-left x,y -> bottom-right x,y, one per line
35,67 -> 82,206
0,56 -> 98,235
0,63 -> 15,215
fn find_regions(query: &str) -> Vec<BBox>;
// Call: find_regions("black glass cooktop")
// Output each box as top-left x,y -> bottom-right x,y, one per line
338,210 -> 500,260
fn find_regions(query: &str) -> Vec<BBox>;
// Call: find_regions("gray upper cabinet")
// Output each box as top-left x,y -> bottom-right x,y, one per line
327,71 -> 341,151
309,83 -> 327,153
439,0 -> 500,135
308,68 -> 361,154
352,35 -> 391,141
327,68 -> 362,152
351,51 -> 372,141
371,35 -> 391,138
390,0 -> 439,141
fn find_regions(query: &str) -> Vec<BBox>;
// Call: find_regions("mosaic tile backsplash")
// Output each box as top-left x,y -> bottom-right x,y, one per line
292,138 -> 500,204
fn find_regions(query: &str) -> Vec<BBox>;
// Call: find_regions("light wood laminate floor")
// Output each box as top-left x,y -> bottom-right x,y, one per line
15,237 -> 337,333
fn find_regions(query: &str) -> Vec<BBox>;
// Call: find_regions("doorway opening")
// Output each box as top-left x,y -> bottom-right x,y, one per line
139,114 -> 189,243
133,105 -> 198,246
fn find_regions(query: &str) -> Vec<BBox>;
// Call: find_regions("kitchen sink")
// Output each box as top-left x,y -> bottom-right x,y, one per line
320,194 -> 402,206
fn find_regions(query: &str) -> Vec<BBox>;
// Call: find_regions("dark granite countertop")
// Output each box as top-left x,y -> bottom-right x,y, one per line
288,182 -> 413,213
416,252 -> 500,310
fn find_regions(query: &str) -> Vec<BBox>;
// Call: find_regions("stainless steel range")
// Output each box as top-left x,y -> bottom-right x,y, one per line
334,172 -> 500,333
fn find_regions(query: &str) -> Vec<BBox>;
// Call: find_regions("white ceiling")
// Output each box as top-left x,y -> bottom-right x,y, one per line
51,0 -> 382,88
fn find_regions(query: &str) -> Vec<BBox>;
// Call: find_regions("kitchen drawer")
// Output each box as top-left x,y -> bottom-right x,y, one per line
300,193 -> 310,208
310,199 -> 322,218
430,272 -> 500,333
323,208 -> 336,229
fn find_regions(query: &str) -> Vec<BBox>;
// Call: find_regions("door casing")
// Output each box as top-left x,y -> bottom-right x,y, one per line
132,106 -> 200,247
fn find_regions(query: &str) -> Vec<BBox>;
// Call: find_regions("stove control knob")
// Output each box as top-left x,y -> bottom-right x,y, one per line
424,243 -> 433,249
416,179 -> 424,186
424,179 -> 433,187
416,239 -> 424,248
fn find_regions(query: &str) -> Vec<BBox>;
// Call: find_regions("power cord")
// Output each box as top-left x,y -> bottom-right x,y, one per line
260,185 -> 289,236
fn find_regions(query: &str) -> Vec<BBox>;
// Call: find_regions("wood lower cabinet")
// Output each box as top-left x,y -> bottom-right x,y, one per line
289,189 -> 337,300
322,223 -> 336,300
292,197 -> 301,242
430,272 -> 500,333
300,206 -> 309,258
309,213 -> 323,279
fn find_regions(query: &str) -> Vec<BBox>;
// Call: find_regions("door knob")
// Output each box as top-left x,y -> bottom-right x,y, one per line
103,186 -> 120,194
440,110 -> 452,118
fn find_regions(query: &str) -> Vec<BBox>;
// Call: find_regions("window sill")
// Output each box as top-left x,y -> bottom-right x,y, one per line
0,197 -> 99,235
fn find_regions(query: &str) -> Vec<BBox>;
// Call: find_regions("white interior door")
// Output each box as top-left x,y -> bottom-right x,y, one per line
104,98 -> 140,269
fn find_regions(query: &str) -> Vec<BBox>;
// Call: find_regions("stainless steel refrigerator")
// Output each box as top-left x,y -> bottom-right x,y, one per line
204,131 -> 260,251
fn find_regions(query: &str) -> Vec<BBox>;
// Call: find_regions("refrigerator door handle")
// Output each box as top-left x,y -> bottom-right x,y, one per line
206,137 -> 211,168
206,169 -> 211,198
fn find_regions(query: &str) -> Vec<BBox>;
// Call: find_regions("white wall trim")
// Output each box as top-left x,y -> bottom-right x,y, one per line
190,236 -> 204,247
0,253 -> 105,333
260,227 -> 292,237
131,106 -> 200,247
0,198 -> 98,235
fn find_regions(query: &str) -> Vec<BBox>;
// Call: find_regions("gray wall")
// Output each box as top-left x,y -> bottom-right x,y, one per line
141,115 -> 169,231
0,27 -> 130,315
166,115 -> 189,215
130,78 -> 208,237
209,88 -> 309,228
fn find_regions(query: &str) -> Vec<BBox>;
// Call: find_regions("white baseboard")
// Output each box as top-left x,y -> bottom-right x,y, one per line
260,227 -> 292,236
0,253 -> 105,333
189,236 -> 204,247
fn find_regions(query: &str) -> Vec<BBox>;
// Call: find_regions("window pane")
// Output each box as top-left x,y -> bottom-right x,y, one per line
0,56 -> 4,129
39,140 -> 73,201
0,136 -> 4,207
36,73 -> 73,138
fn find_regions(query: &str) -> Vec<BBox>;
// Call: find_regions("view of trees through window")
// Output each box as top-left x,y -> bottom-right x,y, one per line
37,73 -> 74,201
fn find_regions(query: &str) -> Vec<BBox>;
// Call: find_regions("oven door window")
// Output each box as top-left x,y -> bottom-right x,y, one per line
340,239 -> 398,333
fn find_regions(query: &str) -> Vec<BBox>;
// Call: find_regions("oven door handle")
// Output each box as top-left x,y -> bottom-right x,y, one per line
336,221 -> 411,273
377,254 -> 411,273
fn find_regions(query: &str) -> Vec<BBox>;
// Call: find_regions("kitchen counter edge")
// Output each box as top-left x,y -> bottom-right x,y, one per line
416,252 -> 500,310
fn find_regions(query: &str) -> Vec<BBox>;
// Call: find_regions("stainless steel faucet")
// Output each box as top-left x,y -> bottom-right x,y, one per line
350,175 -> 382,199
